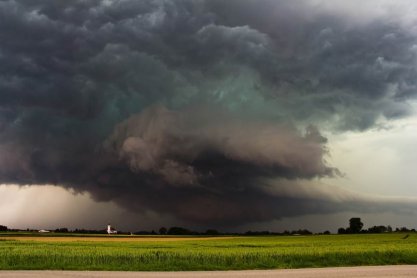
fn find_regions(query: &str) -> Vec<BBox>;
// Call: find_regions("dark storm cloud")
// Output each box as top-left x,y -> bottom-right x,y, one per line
0,0 -> 416,225
93,105 -> 335,224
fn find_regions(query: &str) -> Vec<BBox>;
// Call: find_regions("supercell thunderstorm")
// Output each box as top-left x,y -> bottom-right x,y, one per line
1,0 -> 417,226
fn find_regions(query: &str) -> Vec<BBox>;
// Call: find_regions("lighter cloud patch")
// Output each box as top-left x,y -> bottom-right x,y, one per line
310,0 -> 417,28
101,0 -> 114,7
324,102 -> 417,196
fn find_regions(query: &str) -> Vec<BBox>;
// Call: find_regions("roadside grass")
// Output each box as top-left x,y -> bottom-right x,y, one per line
1,233 -> 416,271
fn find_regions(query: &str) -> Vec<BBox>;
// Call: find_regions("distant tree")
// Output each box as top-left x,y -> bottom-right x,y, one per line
290,229 -> 310,235
323,230 -> 331,235
367,226 -> 387,234
0,225 -> 7,231
387,225 -> 393,232
168,227 -> 191,235
338,228 -> 346,234
349,218 -> 363,233
294,229 -> 312,235
54,228 -> 69,233
134,231 -> 153,235
245,230 -> 271,236
159,227 -> 167,235
73,228 -> 106,234
399,227 -> 411,232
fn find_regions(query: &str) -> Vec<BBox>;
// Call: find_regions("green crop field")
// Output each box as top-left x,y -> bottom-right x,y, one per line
0,233 -> 416,271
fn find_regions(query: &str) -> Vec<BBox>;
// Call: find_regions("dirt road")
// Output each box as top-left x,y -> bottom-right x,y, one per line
1,266 -> 417,278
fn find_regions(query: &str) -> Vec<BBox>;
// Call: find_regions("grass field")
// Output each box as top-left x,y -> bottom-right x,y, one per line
1,233 -> 416,271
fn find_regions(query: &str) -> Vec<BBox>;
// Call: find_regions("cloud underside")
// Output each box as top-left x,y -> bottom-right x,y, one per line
0,0 -> 416,226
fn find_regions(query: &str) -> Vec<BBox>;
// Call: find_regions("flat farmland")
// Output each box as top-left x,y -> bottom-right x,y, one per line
0,233 -> 416,271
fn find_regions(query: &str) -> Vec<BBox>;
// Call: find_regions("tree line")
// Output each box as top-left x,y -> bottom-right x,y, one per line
337,218 -> 416,234
1,218 -> 416,235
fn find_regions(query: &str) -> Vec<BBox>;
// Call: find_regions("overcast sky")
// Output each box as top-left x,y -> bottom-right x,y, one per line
0,0 -> 417,232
